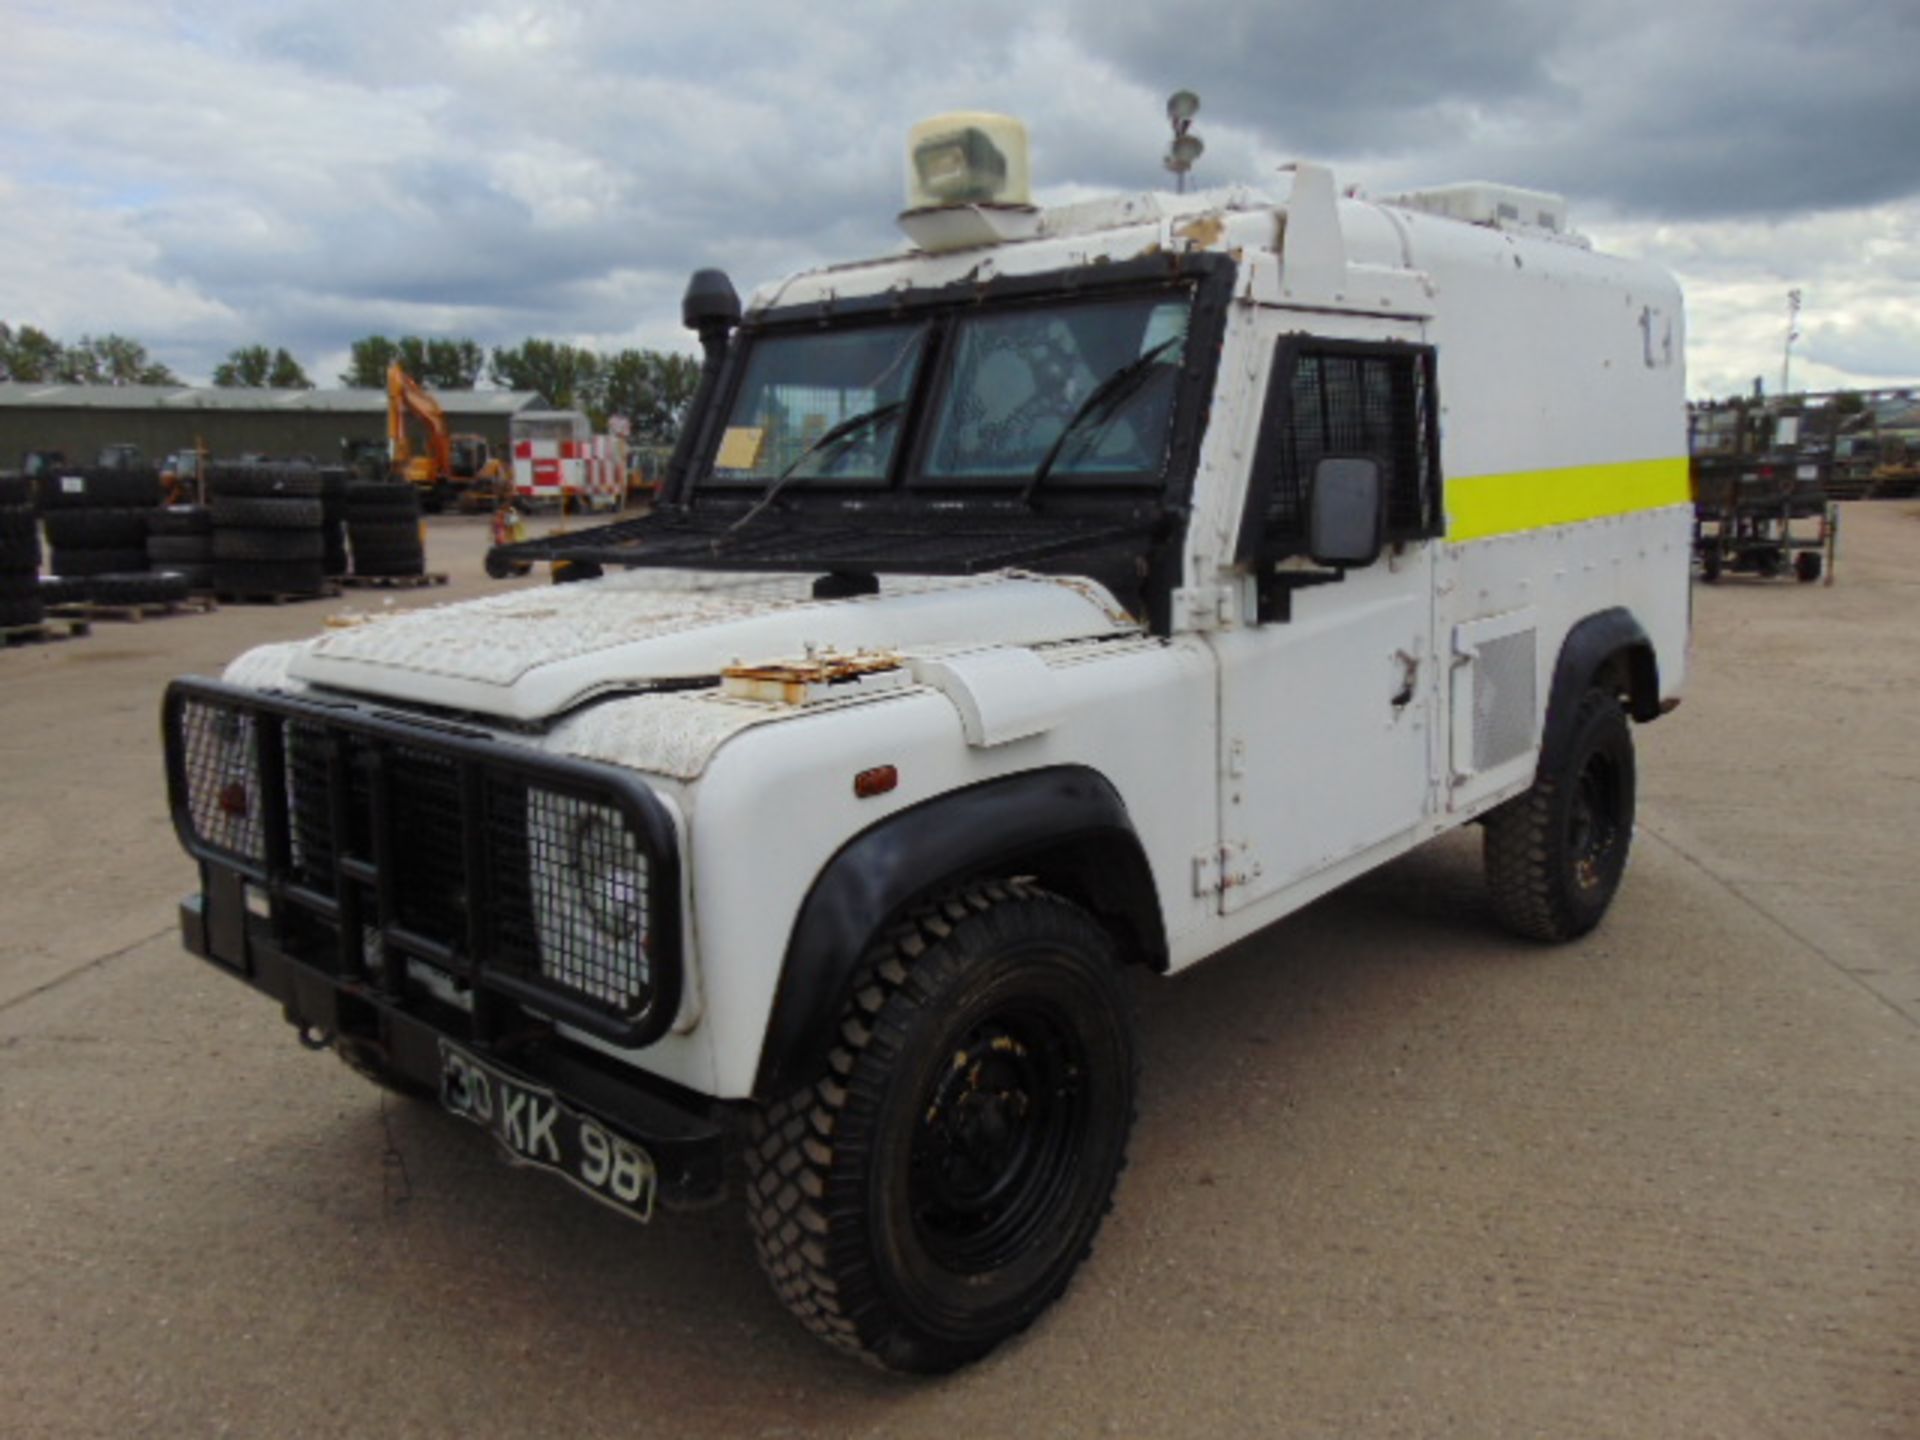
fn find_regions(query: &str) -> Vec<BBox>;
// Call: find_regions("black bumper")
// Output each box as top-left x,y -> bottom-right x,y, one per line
180,885 -> 731,1210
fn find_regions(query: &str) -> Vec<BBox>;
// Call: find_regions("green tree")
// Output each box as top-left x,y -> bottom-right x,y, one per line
422,338 -> 483,389
340,334 -> 483,389
0,322 -> 65,381
600,349 -> 701,441
267,348 -> 313,388
488,338 -> 603,411
216,345 -> 313,388
55,333 -> 177,385
214,344 -> 273,387
339,335 -> 399,389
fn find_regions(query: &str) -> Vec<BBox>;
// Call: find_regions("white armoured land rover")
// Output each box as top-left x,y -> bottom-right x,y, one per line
164,113 -> 1689,1373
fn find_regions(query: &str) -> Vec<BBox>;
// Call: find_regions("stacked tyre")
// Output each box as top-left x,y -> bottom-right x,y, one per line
37,466 -> 160,579
319,467 -> 351,577
0,474 -> 44,631
345,483 -> 426,577
208,461 -> 328,597
89,571 -> 192,609
147,506 -> 215,591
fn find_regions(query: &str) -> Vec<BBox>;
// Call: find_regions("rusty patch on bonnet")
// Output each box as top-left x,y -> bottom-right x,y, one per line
1175,215 -> 1226,249
720,648 -> 905,705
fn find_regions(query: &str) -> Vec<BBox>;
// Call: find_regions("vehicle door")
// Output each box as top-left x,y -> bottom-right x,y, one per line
1208,314 -> 1443,914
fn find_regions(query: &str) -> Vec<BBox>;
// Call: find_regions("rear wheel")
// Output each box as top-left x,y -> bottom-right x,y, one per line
1795,551 -> 1823,583
1484,687 -> 1636,942
748,881 -> 1136,1373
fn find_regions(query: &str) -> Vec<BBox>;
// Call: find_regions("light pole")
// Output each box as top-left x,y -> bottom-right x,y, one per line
1780,288 -> 1803,397
1164,91 -> 1203,194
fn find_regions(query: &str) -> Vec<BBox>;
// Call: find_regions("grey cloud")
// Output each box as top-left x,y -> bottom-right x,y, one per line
1063,0 -> 1572,153
5,1 -> 1917,395
1067,0 -> 1920,220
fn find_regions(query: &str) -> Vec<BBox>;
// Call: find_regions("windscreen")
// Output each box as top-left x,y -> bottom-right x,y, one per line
920,292 -> 1191,484
710,322 -> 927,484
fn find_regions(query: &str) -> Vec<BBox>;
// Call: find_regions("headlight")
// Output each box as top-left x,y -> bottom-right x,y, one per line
524,788 -> 654,1013
571,810 -> 647,944
176,699 -> 265,864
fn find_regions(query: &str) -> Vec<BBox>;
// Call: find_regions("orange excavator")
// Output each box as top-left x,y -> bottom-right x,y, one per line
387,361 -> 507,512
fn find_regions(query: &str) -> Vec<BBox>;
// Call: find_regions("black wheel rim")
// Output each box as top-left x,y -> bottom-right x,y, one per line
1568,750 -> 1621,892
909,1003 -> 1089,1274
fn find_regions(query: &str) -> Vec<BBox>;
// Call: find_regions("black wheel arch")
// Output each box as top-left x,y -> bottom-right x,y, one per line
1539,607 -> 1661,780
751,765 -> 1164,1100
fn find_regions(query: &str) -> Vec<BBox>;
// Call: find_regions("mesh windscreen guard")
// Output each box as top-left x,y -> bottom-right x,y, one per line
165,681 -> 679,1044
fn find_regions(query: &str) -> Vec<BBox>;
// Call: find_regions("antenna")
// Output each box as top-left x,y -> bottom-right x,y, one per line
1780,289 -> 1804,398
1163,91 -> 1203,194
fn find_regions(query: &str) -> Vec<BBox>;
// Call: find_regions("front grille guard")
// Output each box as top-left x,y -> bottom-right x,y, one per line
162,676 -> 683,1048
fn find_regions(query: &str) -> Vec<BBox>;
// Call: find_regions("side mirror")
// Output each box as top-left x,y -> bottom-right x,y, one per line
1308,456 -> 1384,567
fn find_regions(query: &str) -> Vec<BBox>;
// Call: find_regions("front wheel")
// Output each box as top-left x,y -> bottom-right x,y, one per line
747,882 -> 1136,1373
1483,687 -> 1636,942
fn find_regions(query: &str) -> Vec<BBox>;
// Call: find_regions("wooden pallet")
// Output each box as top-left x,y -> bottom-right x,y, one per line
214,582 -> 343,605
48,595 -> 218,624
1,616 -> 91,647
339,572 -> 448,590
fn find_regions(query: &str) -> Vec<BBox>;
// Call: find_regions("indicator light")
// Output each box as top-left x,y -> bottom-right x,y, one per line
853,765 -> 899,799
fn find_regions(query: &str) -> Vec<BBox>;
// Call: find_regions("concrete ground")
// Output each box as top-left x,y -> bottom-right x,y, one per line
1,507 -> 1915,1438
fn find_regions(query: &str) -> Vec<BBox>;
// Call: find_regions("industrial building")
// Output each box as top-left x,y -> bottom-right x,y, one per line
0,383 -> 544,470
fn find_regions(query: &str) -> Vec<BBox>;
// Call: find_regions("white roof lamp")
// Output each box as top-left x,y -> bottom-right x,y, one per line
897,112 -> 1041,252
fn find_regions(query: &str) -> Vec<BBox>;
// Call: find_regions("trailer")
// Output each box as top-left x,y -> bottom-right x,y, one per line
1689,404 -> 1836,583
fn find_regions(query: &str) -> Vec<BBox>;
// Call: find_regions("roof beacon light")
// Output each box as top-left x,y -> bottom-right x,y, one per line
898,112 -> 1039,253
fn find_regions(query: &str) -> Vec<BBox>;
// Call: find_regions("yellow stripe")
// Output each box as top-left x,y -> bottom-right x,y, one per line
1445,457 -> 1690,542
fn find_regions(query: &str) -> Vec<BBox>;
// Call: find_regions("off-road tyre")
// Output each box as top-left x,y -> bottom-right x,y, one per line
0,503 -> 39,548
212,528 -> 325,563
91,571 -> 189,606
37,574 -> 90,606
1795,551 -> 1823,584
214,559 -> 327,596
148,505 -> 212,536
163,563 -> 214,591
0,596 -> 45,628
51,546 -> 149,577
344,482 -> 422,517
747,880 -> 1136,1374
210,496 -> 324,530
35,468 -> 161,510
147,534 -> 214,565
1484,687 -> 1636,942
206,464 -> 322,500
42,508 -> 151,550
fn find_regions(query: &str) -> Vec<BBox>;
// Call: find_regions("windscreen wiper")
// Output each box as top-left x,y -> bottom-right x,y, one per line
723,401 -> 906,539
1019,336 -> 1182,508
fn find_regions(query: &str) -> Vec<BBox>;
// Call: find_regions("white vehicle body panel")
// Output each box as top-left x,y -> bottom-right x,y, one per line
287,570 -> 1133,723
211,160 -> 1689,1102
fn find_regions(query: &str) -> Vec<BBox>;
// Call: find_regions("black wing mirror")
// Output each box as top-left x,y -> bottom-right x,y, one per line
1309,456 -> 1384,568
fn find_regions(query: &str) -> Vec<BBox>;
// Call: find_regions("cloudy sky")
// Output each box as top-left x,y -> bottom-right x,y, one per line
2,0 -> 1916,398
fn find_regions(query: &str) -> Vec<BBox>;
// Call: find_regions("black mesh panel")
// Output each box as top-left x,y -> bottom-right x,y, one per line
488,780 -> 654,1017
1260,344 -> 1438,551
177,699 -> 265,864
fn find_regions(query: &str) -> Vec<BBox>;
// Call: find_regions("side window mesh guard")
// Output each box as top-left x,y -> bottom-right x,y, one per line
1244,341 -> 1442,558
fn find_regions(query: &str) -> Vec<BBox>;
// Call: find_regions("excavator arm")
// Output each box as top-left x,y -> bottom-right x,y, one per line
387,362 -> 452,489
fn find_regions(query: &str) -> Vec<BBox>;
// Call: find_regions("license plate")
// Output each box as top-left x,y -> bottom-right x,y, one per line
439,1042 -> 656,1222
